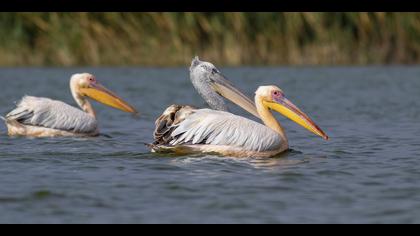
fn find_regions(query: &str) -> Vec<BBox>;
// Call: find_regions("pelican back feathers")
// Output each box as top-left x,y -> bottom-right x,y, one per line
151,106 -> 284,154
5,96 -> 98,134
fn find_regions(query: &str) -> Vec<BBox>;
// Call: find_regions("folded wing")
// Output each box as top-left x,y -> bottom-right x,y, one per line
6,96 -> 98,134
154,106 -> 282,152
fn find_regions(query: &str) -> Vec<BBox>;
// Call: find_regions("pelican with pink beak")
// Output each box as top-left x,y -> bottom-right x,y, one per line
151,57 -> 328,158
3,73 -> 137,137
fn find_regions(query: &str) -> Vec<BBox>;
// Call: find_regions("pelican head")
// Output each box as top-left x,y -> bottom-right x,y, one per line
70,73 -> 137,114
190,56 -> 260,118
256,85 -> 328,140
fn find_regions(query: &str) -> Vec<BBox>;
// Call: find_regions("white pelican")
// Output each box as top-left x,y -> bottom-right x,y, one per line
3,73 -> 137,137
150,58 -> 328,158
151,86 -> 328,158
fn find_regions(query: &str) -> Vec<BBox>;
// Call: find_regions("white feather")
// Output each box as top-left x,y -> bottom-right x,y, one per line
6,96 -> 98,134
170,109 -> 283,152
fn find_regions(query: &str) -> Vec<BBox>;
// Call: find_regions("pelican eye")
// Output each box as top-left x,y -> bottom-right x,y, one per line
273,90 -> 283,98
212,68 -> 219,74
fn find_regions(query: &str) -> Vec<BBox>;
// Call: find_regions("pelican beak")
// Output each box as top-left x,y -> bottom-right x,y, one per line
210,73 -> 260,118
263,95 -> 329,140
80,83 -> 138,114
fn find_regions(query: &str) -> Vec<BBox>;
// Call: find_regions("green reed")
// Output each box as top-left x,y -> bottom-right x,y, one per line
0,12 -> 419,66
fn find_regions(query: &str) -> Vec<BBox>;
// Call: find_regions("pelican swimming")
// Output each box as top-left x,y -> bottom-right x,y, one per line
151,56 -> 261,147
3,73 -> 137,137
150,58 -> 328,158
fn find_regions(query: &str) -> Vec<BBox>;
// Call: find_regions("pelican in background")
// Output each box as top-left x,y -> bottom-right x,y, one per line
151,59 -> 328,158
151,56 -> 261,147
188,56 -> 260,118
3,73 -> 137,137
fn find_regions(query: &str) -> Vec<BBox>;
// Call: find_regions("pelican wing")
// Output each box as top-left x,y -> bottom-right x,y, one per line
6,96 -> 98,133
168,109 -> 283,152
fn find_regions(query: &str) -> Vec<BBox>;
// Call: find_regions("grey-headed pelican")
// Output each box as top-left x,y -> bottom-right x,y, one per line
150,56 -> 261,149
3,73 -> 137,137
150,59 -> 328,158
188,56 -> 260,118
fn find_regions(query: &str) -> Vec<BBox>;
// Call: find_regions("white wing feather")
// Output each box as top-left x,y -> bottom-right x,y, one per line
170,109 -> 283,152
6,96 -> 98,133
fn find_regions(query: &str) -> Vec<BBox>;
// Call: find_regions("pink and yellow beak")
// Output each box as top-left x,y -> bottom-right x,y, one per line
80,83 -> 138,114
263,95 -> 329,140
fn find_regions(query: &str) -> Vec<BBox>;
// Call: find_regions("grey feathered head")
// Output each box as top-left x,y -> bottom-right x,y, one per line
190,56 -> 220,74
188,56 -> 260,118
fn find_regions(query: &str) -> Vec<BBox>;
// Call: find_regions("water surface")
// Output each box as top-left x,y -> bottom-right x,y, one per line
0,66 -> 419,223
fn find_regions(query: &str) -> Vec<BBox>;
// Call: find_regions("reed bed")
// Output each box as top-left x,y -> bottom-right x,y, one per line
0,12 -> 419,66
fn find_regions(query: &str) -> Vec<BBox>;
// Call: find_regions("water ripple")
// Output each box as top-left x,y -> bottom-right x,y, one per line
0,67 -> 420,223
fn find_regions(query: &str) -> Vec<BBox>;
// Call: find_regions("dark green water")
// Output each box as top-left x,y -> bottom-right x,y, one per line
0,67 -> 419,223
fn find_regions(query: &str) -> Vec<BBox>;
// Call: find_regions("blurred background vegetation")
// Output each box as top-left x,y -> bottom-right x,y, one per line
1,12 -> 420,66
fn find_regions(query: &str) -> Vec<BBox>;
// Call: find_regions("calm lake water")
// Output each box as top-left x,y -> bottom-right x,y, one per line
0,66 -> 419,223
